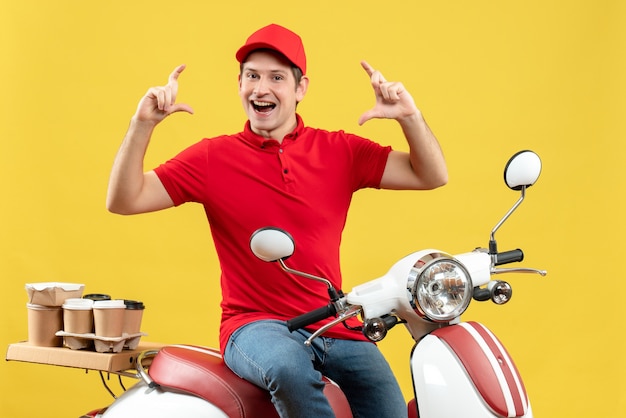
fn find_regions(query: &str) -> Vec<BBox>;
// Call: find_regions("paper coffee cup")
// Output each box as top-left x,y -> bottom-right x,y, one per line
27,303 -> 63,347
62,298 -> 94,334
123,300 -> 145,334
93,300 -> 126,337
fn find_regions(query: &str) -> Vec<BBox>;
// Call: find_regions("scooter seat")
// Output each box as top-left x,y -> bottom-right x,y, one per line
148,344 -> 353,418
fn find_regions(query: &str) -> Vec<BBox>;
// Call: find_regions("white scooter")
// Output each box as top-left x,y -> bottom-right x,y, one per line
85,150 -> 546,418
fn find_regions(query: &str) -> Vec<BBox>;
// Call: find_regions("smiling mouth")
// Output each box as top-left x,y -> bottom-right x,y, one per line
252,100 -> 276,113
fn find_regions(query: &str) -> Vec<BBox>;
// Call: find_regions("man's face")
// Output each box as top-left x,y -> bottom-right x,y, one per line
239,50 -> 308,141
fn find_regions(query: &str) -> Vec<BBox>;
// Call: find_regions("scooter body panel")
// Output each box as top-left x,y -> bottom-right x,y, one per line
410,322 -> 532,418
101,380 -> 228,418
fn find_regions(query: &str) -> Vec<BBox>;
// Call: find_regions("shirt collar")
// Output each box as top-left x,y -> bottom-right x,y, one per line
241,114 -> 304,148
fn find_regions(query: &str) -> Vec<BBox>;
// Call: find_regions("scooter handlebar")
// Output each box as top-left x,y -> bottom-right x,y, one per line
495,249 -> 524,265
286,303 -> 337,332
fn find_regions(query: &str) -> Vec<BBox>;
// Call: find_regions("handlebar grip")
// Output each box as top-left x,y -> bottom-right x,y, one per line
495,249 -> 524,266
286,303 -> 337,332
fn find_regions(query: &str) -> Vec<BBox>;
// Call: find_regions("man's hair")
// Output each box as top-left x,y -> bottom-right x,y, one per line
239,48 -> 304,88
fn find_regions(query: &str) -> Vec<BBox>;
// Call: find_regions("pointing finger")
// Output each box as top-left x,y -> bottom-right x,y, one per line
168,64 -> 186,84
361,61 -> 388,85
361,60 -> 375,77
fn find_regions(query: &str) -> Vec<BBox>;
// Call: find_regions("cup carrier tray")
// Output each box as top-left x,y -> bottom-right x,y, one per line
55,330 -> 147,353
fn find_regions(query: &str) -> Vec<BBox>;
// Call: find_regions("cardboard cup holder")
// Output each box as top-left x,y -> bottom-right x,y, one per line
56,331 -> 147,353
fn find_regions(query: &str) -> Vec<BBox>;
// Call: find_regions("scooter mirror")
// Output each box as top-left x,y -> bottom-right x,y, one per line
250,227 -> 295,262
503,150 -> 542,191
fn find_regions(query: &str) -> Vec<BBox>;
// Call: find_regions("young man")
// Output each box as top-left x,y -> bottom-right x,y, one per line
107,24 -> 447,418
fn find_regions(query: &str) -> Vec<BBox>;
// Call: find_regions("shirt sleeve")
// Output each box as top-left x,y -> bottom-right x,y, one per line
344,132 -> 392,191
153,139 -> 211,206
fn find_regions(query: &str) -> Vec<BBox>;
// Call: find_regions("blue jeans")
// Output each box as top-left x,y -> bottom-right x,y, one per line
223,320 -> 407,418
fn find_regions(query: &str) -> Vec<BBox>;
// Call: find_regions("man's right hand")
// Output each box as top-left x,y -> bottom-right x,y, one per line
107,65 -> 192,215
134,64 -> 195,125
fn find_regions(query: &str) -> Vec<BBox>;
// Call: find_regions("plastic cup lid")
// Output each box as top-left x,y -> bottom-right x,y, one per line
83,293 -> 111,301
62,298 -> 94,310
124,300 -> 145,310
93,299 -> 126,309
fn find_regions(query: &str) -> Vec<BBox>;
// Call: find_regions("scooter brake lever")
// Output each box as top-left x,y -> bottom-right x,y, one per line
304,305 -> 362,346
491,267 -> 547,276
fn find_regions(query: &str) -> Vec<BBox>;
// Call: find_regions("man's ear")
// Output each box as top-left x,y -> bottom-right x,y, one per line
296,75 -> 309,102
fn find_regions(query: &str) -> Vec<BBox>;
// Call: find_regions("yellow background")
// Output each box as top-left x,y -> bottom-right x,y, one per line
1,0 -> 624,416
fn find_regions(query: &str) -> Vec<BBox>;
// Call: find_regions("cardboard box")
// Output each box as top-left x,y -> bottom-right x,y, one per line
6,341 -> 165,372
26,282 -> 85,306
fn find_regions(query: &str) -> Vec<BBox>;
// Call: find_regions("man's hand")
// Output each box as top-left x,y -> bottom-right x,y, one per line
134,64 -> 194,125
358,61 -> 419,126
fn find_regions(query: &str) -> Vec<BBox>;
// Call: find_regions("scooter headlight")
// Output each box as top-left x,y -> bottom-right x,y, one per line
409,254 -> 473,322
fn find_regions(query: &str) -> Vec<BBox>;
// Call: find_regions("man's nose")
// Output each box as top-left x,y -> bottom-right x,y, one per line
254,77 -> 270,95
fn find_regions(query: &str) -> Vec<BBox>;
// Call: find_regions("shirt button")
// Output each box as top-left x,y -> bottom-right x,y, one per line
283,169 -> 289,174
279,149 -> 284,153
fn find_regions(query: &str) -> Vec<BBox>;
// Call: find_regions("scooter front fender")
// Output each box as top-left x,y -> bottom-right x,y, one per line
101,380 -> 228,418
410,321 -> 532,418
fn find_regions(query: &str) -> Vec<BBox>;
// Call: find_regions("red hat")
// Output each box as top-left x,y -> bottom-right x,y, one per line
236,24 -> 307,74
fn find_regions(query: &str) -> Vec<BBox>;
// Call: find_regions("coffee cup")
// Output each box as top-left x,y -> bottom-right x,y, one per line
123,300 -> 145,334
62,298 -> 94,334
93,300 -> 126,338
27,303 -> 63,347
